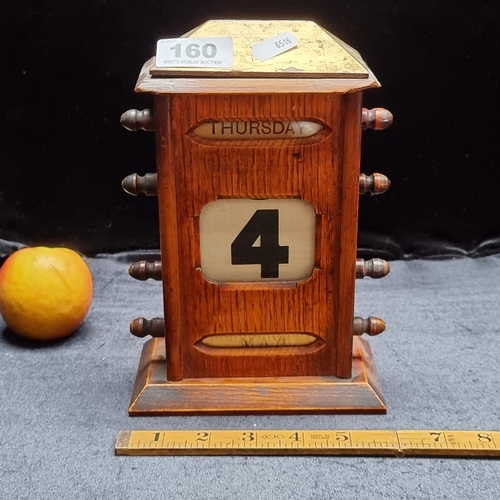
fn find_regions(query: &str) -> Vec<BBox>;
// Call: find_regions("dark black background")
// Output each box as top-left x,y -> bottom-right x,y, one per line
1,1 -> 498,258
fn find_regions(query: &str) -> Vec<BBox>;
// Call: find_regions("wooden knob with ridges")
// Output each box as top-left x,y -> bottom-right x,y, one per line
128,261 -> 162,281
359,173 -> 391,195
362,108 -> 393,130
120,109 -> 155,131
130,317 -> 165,338
122,173 -> 158,196
353,317 -> 386,336
356,258 -> 390,279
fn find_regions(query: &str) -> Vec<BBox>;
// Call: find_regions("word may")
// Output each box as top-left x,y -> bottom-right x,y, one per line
200,333 -> 316,348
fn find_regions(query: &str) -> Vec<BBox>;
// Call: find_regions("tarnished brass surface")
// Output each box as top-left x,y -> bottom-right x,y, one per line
150,20 -> 374,79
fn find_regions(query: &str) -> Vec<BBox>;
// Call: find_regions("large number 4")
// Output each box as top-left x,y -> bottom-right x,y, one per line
231,209 -> 289,279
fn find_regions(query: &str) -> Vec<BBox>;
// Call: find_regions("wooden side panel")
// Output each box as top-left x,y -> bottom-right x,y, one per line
155,97 -> 183,382
155,92 -> 362,380
335,92 -> 363,377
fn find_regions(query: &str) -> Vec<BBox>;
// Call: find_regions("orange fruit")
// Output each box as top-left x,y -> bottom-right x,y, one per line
0,247 -> 93,341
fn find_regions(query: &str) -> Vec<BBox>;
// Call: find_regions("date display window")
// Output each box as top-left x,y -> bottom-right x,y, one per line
199,199 -> 316,283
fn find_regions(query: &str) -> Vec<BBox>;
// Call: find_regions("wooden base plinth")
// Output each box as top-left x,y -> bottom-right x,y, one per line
128,337 -> 386,415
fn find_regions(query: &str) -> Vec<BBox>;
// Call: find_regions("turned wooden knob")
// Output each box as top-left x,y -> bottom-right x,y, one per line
356,258 -> 390,279
359,173 -> 391,195
120,109 -> 155,131
131,315 -> 384,339
122,173 -> 158,196
129,261 -> 162,281
362,108 -> 393,130
353,317 -> 385,336
130,317 -> 165,338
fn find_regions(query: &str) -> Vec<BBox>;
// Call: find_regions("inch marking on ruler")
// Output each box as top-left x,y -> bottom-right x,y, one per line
115,430 -> 500,457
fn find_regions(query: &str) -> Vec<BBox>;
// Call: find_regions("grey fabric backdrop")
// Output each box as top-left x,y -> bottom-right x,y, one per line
1,255 -> 499,499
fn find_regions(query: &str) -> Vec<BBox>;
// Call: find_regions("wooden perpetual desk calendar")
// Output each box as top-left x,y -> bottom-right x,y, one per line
120,20 -> 393,415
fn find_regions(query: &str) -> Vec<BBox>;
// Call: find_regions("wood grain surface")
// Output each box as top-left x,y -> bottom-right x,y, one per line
154,91 -> 363,380
128,337 -> 386,415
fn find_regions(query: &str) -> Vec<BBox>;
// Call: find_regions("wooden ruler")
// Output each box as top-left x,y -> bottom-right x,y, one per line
115,429 -> 500,457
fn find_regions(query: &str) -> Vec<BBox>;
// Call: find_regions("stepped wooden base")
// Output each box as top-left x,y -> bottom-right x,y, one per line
129,337 -> 386,415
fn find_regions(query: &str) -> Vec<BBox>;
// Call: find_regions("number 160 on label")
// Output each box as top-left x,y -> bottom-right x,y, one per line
156,37 -> 234,68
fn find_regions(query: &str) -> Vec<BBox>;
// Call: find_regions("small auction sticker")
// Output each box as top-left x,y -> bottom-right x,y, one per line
156,37 -> 233,68
251,32 -> 298,62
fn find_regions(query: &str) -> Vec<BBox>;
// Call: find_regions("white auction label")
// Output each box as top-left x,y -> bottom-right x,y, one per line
251,32 -> 298,62
156,37 -> 233,68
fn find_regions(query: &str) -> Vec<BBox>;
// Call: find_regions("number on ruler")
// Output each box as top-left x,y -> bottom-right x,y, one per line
477,433 -> 492,443
430,432 -> 442,442
195,432 -> 209,442
336,432 -> 349,442
241,432 -> 255,442
231,209 -> 289,279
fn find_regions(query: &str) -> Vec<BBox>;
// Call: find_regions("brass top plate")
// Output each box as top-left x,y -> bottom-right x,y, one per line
149,20 -> 373,79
